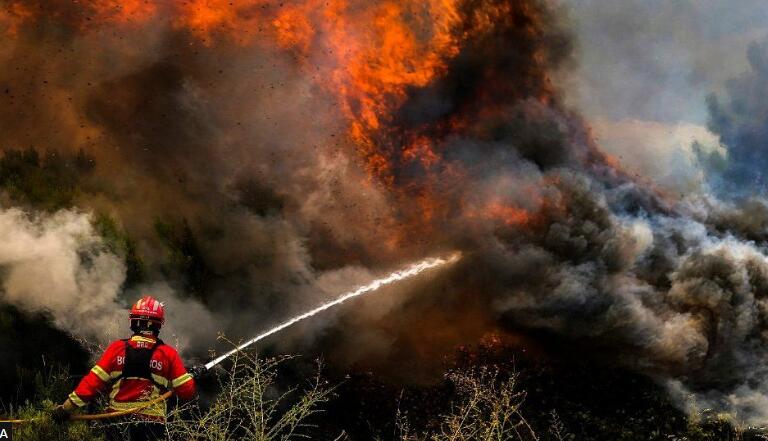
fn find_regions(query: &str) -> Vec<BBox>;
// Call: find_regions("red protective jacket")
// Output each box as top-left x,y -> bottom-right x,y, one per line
68,335 -> 196,419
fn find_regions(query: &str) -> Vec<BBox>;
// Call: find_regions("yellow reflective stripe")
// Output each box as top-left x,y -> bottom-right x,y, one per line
107,379 -> 166,416
109,379 -> 122,402
171,373 -> 192,388
90,365 -> 110,382
68,392 -> 86,407
109,386 -> 166,417
108,400 -> 166,418
152,374 -> 169,388
110,370 -> 122,379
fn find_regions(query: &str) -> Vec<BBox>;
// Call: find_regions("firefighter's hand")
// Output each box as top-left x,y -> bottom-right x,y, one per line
51,401 -> 75,424
188,364 -> 208,379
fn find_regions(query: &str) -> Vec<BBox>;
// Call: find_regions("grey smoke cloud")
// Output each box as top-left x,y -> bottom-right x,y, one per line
705,38 -> 768,197
0,207 -> 126,341
565,0 -> 768,124
0,206 -> 219,353
465,169 -> 768,423
588,118 -> 725,195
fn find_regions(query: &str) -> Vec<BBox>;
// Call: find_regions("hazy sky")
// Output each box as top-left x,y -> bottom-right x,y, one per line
566,0 -> 768,124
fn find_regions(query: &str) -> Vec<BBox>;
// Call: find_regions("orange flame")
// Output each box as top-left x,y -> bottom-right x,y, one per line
273,5 -> 314,52
172,0 -> 468,183
0,2 -> 32,37
2,0 -> 575,250
2,0 -> 538,186
87,0 -> 157,25
175,0 -> 270,46
486,202 -> 534,227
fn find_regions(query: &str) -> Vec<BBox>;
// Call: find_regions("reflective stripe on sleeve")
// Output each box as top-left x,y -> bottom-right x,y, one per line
90,365 -> 110,382
152,374 -> 169,388
171,373 -> 193,388
68,392 -> 86,407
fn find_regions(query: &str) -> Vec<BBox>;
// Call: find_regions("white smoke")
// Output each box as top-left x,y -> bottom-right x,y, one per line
0,207 -> 125,341
0,206 -> 216,353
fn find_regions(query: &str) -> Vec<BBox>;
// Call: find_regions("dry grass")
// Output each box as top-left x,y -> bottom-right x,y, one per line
166,350 -> 333,441
395,367 -> 538,441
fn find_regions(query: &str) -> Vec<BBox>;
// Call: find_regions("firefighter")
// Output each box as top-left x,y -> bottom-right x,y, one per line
52,296 -> 197,441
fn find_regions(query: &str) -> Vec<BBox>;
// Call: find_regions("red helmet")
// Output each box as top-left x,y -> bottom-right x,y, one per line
129,296 -> 165,325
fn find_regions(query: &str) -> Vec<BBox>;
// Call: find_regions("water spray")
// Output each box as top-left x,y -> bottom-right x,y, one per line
201,252 -> 461,372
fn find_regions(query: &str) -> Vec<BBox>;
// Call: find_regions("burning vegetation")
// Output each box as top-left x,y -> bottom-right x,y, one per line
4,0 -> 768,439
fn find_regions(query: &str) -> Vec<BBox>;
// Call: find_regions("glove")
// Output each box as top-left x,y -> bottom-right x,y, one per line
51,404 -> 71,424
188,364 -> 208,379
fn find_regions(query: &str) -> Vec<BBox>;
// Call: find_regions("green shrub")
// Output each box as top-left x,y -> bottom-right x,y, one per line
3,365 -> 102,441
93,213 -> 144,288
0,148 -> 94,211
10,400 -> 103,441
154,219 -> 211,299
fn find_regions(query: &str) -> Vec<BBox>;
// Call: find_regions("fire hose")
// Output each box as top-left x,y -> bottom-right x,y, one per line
0,252 -> 460,425
0,390 -> 174,424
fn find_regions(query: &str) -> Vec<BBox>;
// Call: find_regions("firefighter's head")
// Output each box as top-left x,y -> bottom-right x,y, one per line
129,296 -> 165,336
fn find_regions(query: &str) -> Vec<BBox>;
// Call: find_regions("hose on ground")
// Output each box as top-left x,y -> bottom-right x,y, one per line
0,391 -> 174,424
